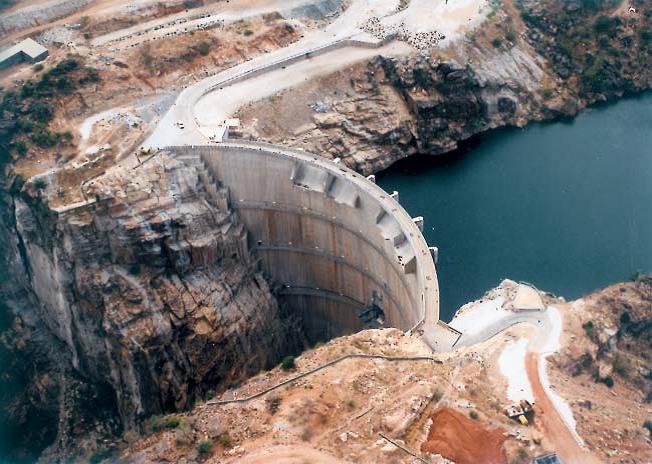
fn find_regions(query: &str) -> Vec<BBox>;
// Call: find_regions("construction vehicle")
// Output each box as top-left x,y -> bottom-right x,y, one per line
505,399 -> 534,425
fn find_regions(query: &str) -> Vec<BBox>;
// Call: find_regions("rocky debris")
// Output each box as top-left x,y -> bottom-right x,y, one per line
0,0 -> 93,36
361,16 -> 445,53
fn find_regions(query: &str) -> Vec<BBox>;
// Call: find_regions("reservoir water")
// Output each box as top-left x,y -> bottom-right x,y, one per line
377,93 -> 652,322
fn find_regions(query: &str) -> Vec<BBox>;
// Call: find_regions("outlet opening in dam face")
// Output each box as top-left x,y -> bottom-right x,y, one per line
174,142 -> 441,346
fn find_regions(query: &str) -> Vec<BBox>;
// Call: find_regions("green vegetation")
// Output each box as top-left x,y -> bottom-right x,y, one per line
612,353 -> 631,378
34,179 -> 47,191
629,270 -> 646,282
469,410 -> 479,420
492,38 -> 502,48
519,0 -> 649,97
89,447 -> 113,464
149,415 -> 182,432
0,57 -> 100,169
644,420 -> 652,438
601,376 -> 614,388
594,15 -> 620,37
197,439 -> 213,456
0,0 -> 14,12
505,31 -> 516,43
281,355 -> 295,370
266,394 -> 282,414
243,29 -> 254,36
217,432 -> 232,448
582,320 -> 594,336
196,41 -> 210,56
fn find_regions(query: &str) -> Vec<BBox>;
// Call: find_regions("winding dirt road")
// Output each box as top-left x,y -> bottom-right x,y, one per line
525,352 -> 602,464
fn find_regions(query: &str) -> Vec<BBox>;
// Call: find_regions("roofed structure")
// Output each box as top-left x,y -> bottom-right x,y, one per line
0,38 -> 48,69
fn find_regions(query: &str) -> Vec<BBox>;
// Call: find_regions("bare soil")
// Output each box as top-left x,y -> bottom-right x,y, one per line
421,407 -> 508,464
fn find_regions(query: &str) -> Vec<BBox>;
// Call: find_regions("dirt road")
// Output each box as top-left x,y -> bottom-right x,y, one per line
525,352 -> 602,464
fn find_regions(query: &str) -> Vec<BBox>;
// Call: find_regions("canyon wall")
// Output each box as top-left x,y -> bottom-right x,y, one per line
0,153 -> 302,460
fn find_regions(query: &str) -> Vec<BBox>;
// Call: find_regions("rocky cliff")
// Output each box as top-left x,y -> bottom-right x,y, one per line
0,153 -> 302,461
236,0 -> 652,174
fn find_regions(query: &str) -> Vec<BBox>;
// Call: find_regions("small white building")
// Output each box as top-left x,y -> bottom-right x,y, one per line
0,38 -> 49,69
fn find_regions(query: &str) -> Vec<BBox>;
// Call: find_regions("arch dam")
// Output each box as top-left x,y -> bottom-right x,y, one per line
172,141 -> 461,352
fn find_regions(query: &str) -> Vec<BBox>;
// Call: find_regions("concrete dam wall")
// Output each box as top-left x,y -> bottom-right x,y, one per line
172,142 -> 443,344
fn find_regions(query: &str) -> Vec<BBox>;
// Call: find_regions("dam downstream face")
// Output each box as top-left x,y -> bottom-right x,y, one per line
378,92 -> 652,320
173,142 -> 440,344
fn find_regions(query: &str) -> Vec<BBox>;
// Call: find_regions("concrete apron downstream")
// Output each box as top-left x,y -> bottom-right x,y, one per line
169,141 -> 460,350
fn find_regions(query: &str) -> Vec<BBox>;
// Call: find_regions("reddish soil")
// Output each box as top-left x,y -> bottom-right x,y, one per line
420,407 -> 507,464
525,353 -> 602,464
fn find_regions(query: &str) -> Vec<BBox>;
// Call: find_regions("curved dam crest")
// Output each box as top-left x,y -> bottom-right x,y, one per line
169,141 -> 456,350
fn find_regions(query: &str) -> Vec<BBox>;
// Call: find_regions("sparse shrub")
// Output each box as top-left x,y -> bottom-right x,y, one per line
433,388 -> 444,402
28,101 -> 54,123
266,394 -> 282,414
34,178 -> 47,190
345,399 -> 356,409
612,353 -> 631,378
469,410 -> 479,420
149,414 -> 182,432
281,355 -> 295,370
300,427 -> 312,441
601,376 -> 614,388
582,320 -> 594,335
128,263 -> 141,276
217,432 -> 231,448
517,447 -> 529,459
644,420 -> 652,438
640,30 -> 652,46
140,44 -> 155,69
31,129 -> 59,148
196,41 -> 210,56
34,63 -> 44,72
89,447 -> 113,463
243,29 -> 254,36
13,140 -> 27,156
122,429 -> 140,444
506,31 -> 516,42
630,271 -> 645,282
197,439 -> 213,456
594,15 -> 619,37
174,424 -> 194,447
492,38 -> 502,48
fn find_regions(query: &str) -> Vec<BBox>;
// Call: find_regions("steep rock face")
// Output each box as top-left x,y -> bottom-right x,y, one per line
3,153 -> 300,459
237,40 -> 552,175
378,45 -> 546,157
237,1 -> 652,175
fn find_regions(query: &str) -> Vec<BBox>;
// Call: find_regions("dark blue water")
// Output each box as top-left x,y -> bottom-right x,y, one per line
378,93 -> 652,321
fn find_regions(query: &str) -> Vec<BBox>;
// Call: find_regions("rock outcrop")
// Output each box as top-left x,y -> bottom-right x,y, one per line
237,0 -> 652,174
0,153 -> 302,460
